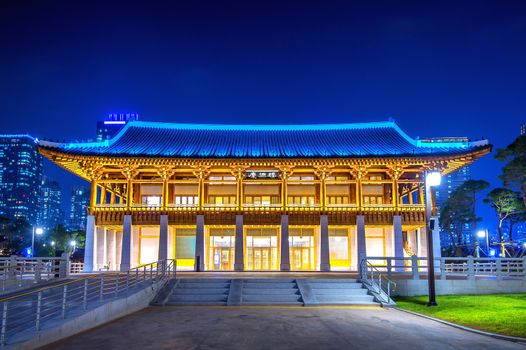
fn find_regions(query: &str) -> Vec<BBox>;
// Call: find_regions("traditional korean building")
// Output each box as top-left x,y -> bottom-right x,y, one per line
38,120 -> 490,272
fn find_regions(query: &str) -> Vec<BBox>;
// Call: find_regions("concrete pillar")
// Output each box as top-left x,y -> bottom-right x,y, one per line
393,215 -> 404,270
356,215 -> 366,271
83,215 -> 95,272
115,231 -> 122,268
96,227 -> 106,270
158,215 -> 169,261
320,215 -> 330,271
350,227 -> 357,271
280,215 -> 290,271
234,215 -> 244,271
106,229 -> 116,270
120,215 -> 132,271
195,215 -> 205,271
431,216 -> 441,271
131,226 -> 139,267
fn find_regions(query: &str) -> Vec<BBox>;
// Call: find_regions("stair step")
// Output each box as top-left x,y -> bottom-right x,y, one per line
242,282 -> 297,288
173,288 -> 229,294
177,283 -> 230,288
307,279 -> 358,283
307,283 -> 363,289
170,294 -> 228,302
243,288 -> 300,295
311,288 -> 368,295
166,301 -> 226,306
241,279 -> 296,283
179,278 -> 231,283
242,301 -> 304,306
315,295 -> 375,302
243,294 -> 302,302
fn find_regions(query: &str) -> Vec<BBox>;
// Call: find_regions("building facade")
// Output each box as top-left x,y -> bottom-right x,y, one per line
0,135 -> 43,225
39,121 -> 490,272
37,177 -> 64,231
423,138 -> 473,248
69,185 -> 90,231
96,113 -> 140,142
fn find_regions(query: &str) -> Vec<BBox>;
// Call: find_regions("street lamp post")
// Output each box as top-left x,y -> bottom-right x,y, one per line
425,171 -> 441,307
477,230 -> 489,257
31,227 -> 44,257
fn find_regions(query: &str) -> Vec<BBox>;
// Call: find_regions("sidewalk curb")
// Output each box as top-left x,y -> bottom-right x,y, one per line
394,307 -> 526,345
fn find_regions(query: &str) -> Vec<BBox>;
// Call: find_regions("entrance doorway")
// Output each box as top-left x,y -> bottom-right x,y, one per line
289,227 -> 316,270
245,227 -> 279,270
207,227 -> 235,270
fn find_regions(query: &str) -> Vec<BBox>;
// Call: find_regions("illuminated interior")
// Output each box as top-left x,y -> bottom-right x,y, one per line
289,226 -> 317,270
245,226 -> 279,270
206,226 -> 235,270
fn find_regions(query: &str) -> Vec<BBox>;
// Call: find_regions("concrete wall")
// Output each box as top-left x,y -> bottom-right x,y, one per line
12,284 -> 159,350
393,279 -> 526,296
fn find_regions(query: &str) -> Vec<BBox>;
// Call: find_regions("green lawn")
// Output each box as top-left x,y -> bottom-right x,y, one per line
394,294 -> 526,338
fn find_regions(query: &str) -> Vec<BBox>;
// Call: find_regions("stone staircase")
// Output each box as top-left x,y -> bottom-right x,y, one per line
302,279 -> 377,305
157,277 -> 380,306
165,278 -> 231,306
241,279 -> 303,306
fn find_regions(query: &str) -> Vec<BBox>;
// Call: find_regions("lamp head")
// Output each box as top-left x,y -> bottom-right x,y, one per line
426,172 -> 442,187
35,227 -> 44,235
477,230 -> 486,238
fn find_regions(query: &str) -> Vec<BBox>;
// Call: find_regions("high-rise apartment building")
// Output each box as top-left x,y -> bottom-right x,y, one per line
0,135 -> 43,224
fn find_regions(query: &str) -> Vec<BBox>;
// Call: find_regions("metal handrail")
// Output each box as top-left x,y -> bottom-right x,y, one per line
0,259 -> 176,346
360,259 -> 397,304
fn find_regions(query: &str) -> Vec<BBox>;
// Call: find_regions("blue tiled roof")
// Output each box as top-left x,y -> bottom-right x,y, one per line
40,121 -> 487,158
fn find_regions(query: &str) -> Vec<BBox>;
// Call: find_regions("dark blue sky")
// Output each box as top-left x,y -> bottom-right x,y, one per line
1,0 -> 525,231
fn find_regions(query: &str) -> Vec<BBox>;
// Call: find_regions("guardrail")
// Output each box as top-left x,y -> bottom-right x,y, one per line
363,256 -> 526,280
360,260 -> 396,304
0,256 -> 69,292
0,259 -> 176,346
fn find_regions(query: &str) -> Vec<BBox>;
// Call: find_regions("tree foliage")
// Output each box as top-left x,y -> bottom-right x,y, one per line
496,134 -> 526,206
483,188 -> 525,256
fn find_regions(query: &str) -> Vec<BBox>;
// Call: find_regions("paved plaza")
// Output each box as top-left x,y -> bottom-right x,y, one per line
42,306 -> 526,350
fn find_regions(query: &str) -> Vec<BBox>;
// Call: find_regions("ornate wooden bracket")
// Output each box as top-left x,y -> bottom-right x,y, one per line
314,165 -> 334,180
350,165 -> 369,180
83,162 -> 104,181
277,165 -> 295,180
121,165 -> 139,180
229,165 -> 250,180
156,165 -> 175,180
191,165 -> 211,180
386,165 -> 406,180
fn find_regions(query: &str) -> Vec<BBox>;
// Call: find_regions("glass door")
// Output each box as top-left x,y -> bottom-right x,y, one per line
289,227 -> 316,270
207,227 -> 235,270
245,227 -> 279,271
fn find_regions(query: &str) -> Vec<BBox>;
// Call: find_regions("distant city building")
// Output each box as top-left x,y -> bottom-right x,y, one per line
423,137 -> 472,248
69,186 -> 90,230
0,135 -> 43,224
37,177 -> 64,230
521,123 -> 526,136
96,113 -> 139,142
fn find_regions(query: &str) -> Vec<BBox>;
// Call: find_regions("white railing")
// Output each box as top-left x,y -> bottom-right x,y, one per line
362,256 -> 526,280
0,256 -> 70,292
0,259 -> 176,346
360,260 -> 397,304
69,262 -> 84,274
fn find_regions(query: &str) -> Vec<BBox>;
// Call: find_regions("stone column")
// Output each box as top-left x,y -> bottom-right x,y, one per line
431,216 -> 441,271
131,227 -> 139,267
234,214 -> 244,271
83,215 -> 95,272
115,231 -> 123,268
120,215 -> 132,271
96,227 -> 106,270
158,215 -> 169,261
280,215 -> 290,271
393,215 -> 404,271
106,229 -> 116,270
195,214 -> 205,271
356,215 -> 366,272
320,215 -> 330,271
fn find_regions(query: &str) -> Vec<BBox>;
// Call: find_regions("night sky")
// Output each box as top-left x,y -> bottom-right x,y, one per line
1,0 -> 525,231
